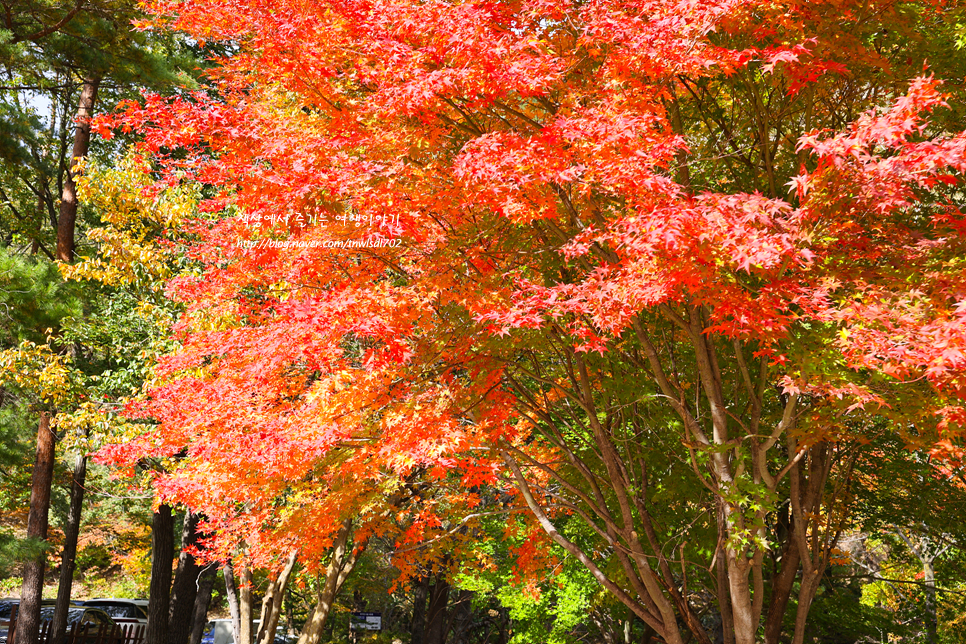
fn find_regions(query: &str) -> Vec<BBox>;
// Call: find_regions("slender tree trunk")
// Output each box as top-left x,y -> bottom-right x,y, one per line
715,503 -> 736,644
791,570 -> 821,644
239,558 -> 254,644
13,412 -> 55,644
146,504 -> 174,644
169,512 -> 203,644
56,77 -> 99,262
410,575 -> 430,644
50,452 -> 87,644
725,553 -> 755,644
257,551 -> 298,644
224,561 -> 242,644
284,586 -> 296,637
424,576 -> 450,644
189,564 -> 218,644
789,445 -> 833,644
763,538 -> 801,644
446,591 -> 473,644
924,558 -> 937,644
51,157 -> 85,640
296,521 -> 361,644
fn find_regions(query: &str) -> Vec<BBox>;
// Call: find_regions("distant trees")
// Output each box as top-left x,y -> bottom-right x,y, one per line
0,1 -> 199,638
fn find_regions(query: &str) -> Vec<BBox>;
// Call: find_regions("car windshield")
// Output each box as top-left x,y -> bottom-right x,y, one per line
0,602 -> 12,619
85,605 -> 140,619
38,607 -> 89,625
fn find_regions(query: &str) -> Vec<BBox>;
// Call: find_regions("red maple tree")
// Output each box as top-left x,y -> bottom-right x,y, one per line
96,0 -> 966,641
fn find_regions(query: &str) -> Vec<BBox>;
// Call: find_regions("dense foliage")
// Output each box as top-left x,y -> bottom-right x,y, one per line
5,0 -> 966,643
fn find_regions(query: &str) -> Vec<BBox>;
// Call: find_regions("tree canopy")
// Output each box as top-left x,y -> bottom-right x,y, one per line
4,0 -> 966,642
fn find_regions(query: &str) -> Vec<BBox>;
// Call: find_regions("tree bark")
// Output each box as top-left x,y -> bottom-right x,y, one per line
409,575 -> 430,644
56,76 -> 99,262
189,564 -> 218,644
239,558 -> 254,644
169,511 -> 203,644
789,444 -> 834,644
894,529 -> 943,644
13,412 -> 56,644
146,504 -> 174,644
224,561 -> 242,644
725,554 -> 755,644
446,590 -> 473,644
924,557 -> 937,644
762,538 -> 801,644
424,576 -> 450,644
715,503 -> 735,644
257,551 -> 298,644
50,451 -> 87,644
296,521 -> 361,644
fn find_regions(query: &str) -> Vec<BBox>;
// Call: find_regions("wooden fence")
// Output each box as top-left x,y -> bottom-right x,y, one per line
7,606 -> 146,644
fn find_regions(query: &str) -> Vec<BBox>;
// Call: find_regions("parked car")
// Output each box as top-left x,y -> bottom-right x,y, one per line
0,599 -> 58,644
0,603 -> 121,644
81,600 -> 146,623
81,600 -> 146,644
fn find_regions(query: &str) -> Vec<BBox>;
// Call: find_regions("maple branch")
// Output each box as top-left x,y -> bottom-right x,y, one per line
492,100 -> 544,131
498,441 -> 615,527
630,320 -> 687,408
537,492 -> 624,550
549,182 -> 582,227
440,98 -> 485,136
895,528 -> 922,560
763,392 -> 799,453
505,360 -> 590,412
533,95 -> 559,117
391,508 -> 526,554
774,444 -> 807,484
435,110 -> 482,137
935,540 -> 956,560
676,76 -> 755,171
837,574 -> 966,596
506,374 -> 604,483
501,450 -> 670,636
732,339 -> 760,416
659,304 -> 690,332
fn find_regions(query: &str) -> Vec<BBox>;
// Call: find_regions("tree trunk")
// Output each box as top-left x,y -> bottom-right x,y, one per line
146,504 -> 174,644
257,551 -> 298,644
924,558 -> 937,644
715,504 -> 735,644
424,576 -> 450,644
13,412 -> 56,644
169,511 -> 203,644
725,547 -> 755,644
284,586 -> 296,636
189,564 -> 218,644
56,77 -> 99,262
239,558 -> 254,644
409,575 -> 430,644
224,561 -> 242,644
446,591 -> 473,644
50,452 -> 87,644
763,538 -> 801,644
296,521 -> 361,644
